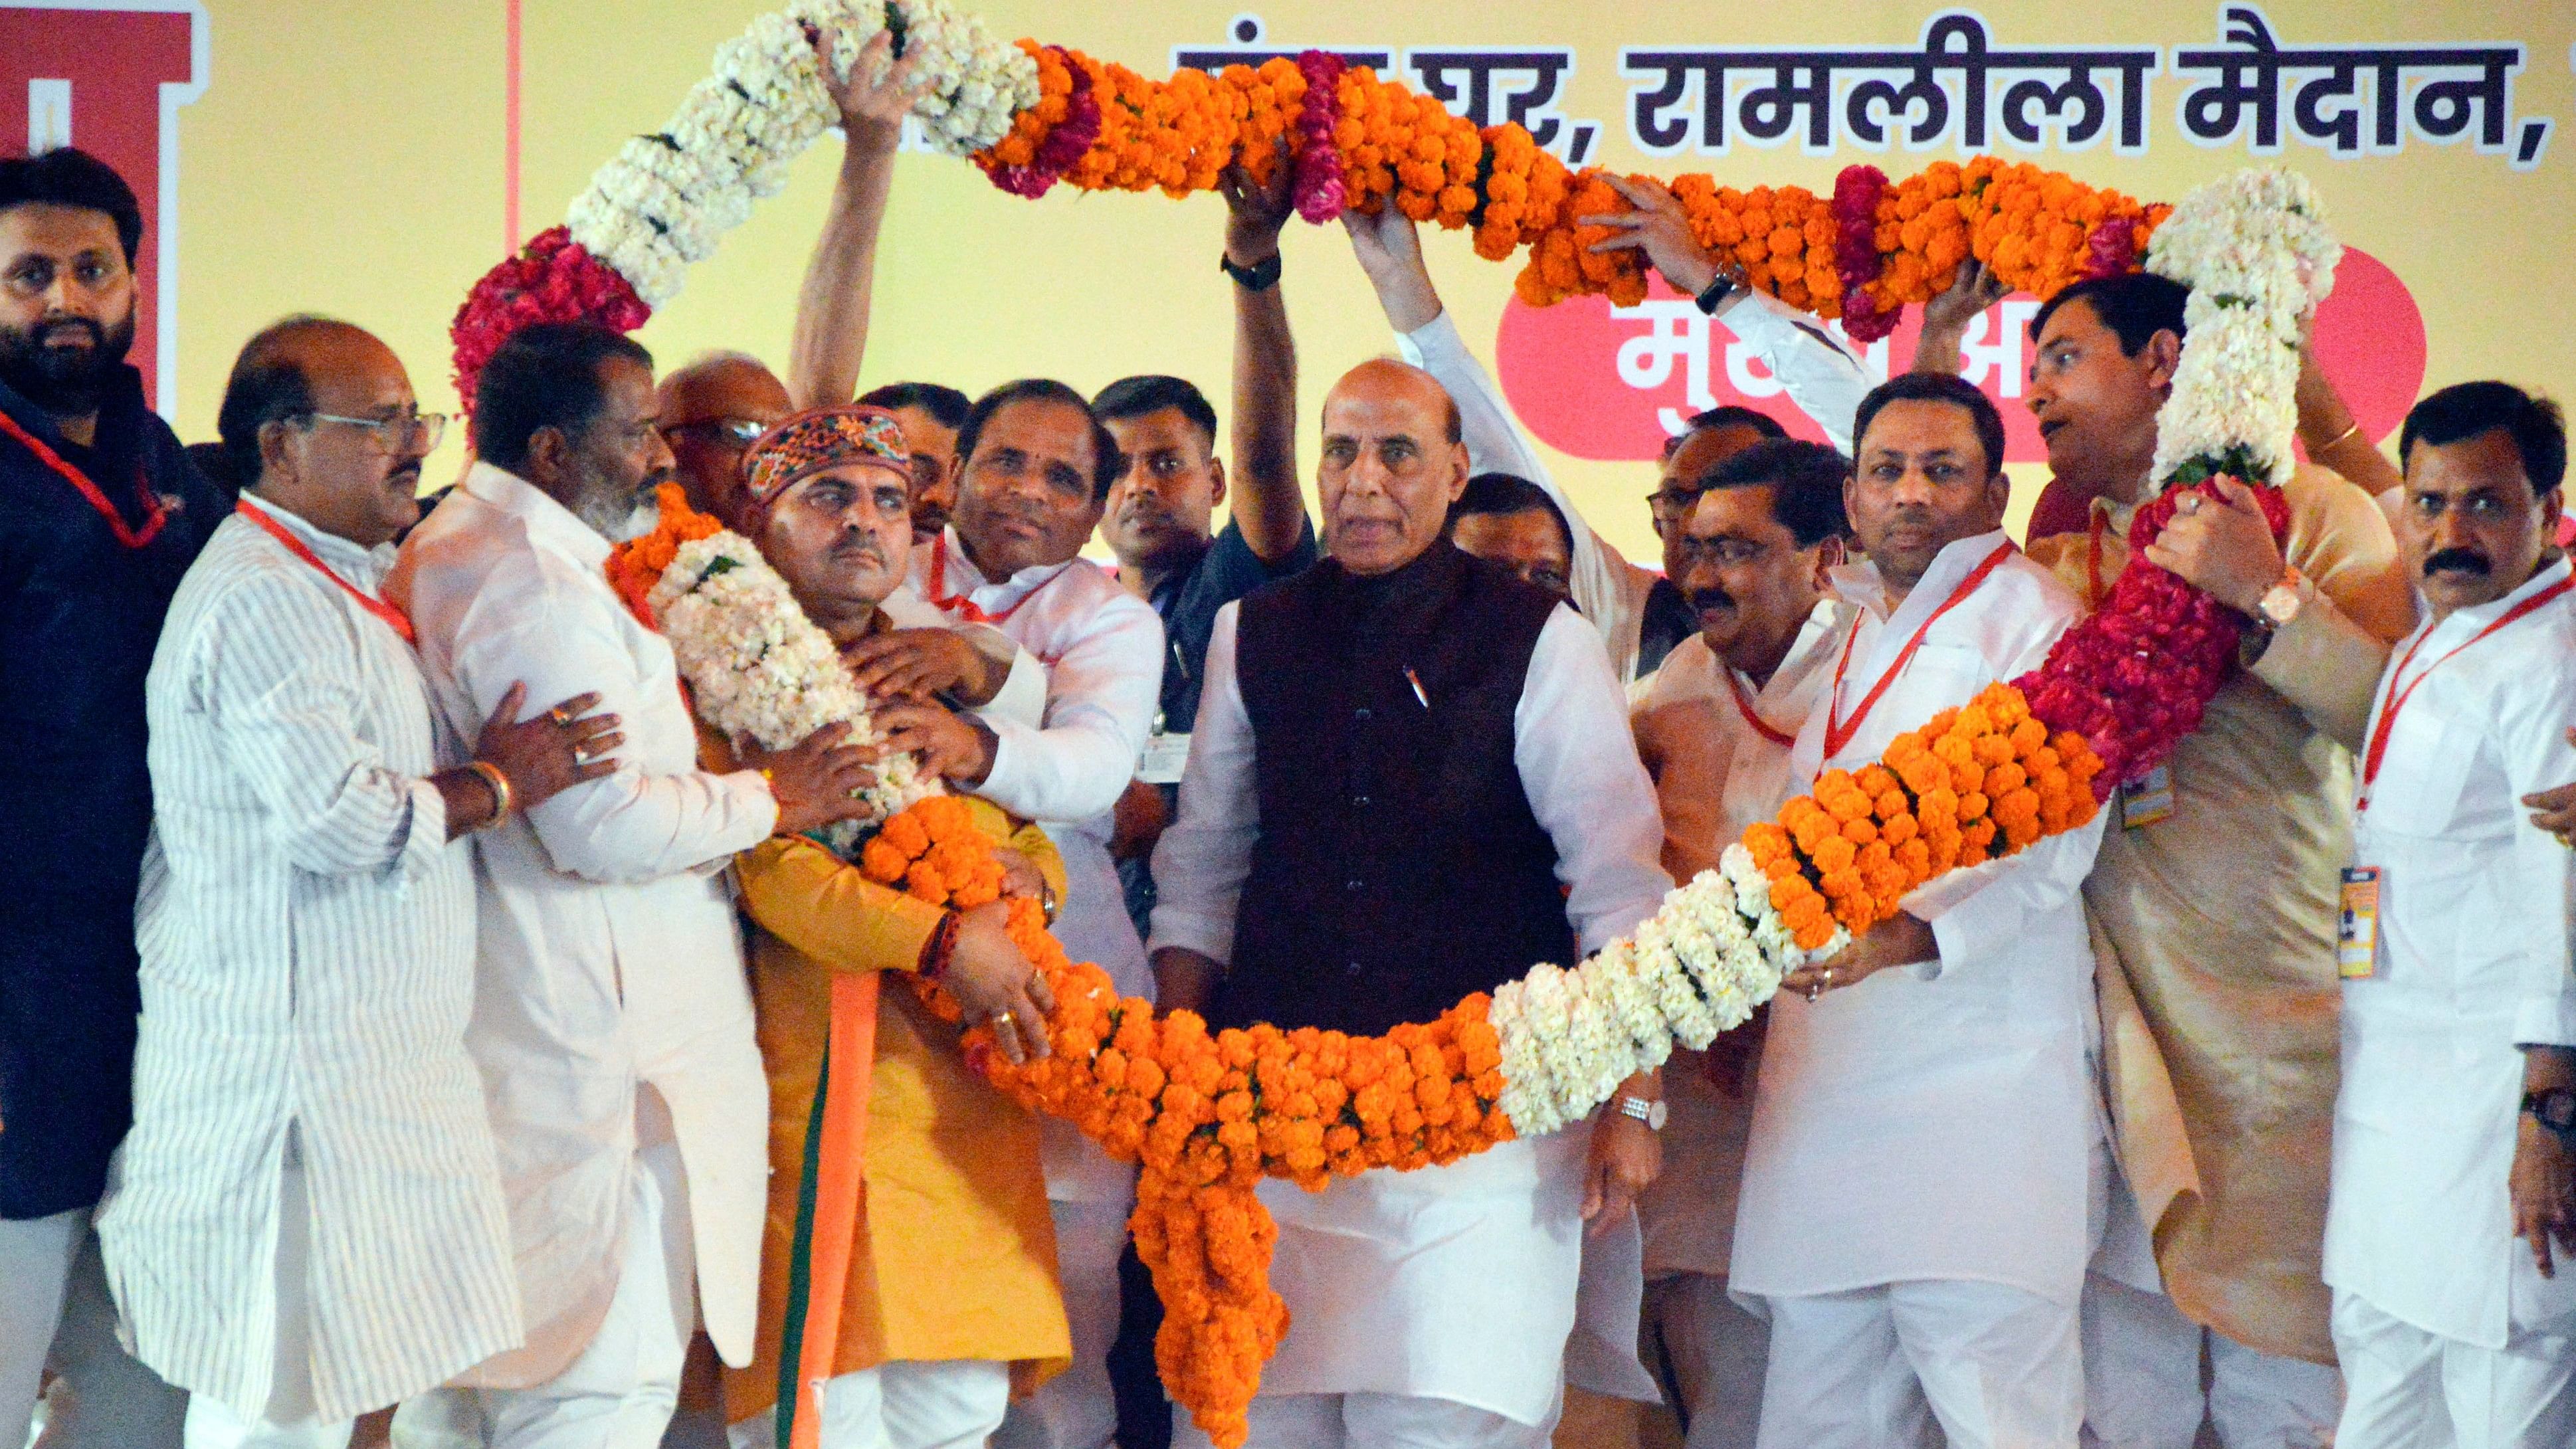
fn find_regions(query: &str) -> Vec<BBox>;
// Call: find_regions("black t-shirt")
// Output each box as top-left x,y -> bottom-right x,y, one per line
1149,516 -> 1319,733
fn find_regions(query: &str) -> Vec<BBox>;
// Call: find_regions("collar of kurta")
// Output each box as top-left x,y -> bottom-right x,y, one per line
937,525 -> 1078,606
1743,596 -> 1856,704
1827,528 -> 2015,624
2088,492 -> 2141,540
463,460 -> 615,568
2413,553 -> 2576,651
239,489 -> 395,589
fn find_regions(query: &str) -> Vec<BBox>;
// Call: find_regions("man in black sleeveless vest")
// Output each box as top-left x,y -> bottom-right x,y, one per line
1149,359 -> 1670,1448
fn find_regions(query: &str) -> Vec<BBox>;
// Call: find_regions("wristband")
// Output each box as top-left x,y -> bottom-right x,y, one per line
1693,272 -> 1740,316
466,761 -> 514,826
1220,250 -> 1282,292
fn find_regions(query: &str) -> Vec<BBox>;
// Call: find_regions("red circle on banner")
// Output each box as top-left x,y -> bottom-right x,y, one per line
1493,246 -> 2428,468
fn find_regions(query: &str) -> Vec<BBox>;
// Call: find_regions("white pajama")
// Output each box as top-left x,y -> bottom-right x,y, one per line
726,1360 -> 1009,1449
391,1137 -> 694,1449
2332,1292 -> 2576,1449
181,1143 -> 356,1449
1753,1281 -> 2077,1449
2080,1272 -> 2341,1449
0,1208 -> 185,1449
1642,1274 -> 1769,1449
991,1193 -> 1132,1449
1170,1391 -> 1550,1449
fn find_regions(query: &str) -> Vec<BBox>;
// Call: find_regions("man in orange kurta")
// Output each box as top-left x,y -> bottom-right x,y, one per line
704,408 -> 1074,1448
2018,274 -> 2416,1449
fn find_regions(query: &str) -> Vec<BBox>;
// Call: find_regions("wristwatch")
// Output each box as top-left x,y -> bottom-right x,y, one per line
2523,1087 -> 2576,1147
1219,249 -> 1282,292
1613,1094 -> 1668,1131
1692,271 -> 1740,316
2239,567 -> 2308,665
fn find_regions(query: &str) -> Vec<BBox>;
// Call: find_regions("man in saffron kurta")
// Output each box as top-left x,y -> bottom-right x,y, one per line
2019,275 -> 2415,1449
709,408 -> 1070,1449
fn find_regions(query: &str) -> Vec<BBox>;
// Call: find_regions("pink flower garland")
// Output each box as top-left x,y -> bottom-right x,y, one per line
2013,479 -> 2294,795
2080,215 -> 2140,282
1830,165 -> 1899,343
987,47 -> 1099,199
450,226 -> 652,412
1290,50 -> 1347,224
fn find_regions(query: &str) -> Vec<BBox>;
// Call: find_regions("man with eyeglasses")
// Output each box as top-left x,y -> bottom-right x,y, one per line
0,145 -> 227,1449
99,315 -> 614,1449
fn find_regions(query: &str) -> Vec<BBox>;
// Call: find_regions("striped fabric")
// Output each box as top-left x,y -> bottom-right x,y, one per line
95,502 -> 521,1423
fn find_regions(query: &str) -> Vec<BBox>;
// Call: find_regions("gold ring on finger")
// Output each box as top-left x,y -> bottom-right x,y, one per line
549,707 -> 573,726
993,1010 -> 1017,1030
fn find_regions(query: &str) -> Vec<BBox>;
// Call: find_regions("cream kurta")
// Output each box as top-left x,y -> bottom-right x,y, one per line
2027,464 -> 2415,1362
2326,558 -> 2576,1349
1629,603 -> 1846,1280
1733,532 -> 2108,1308
389,464 -> 779,1384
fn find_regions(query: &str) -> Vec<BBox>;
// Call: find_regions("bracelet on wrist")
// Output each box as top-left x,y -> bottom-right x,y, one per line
466,761 -> 514,828
920,912 -> 963,981
1220,250 -> 1282,292
2310,420 -> 2361,451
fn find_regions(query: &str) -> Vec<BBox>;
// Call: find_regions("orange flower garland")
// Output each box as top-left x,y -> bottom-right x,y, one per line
971,54 -> 2167,319
1745,682 -> 2106,952
856,795 -> 1514,1446
604,482 -> 721,626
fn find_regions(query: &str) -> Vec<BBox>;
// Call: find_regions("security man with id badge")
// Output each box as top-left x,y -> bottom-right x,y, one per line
2322,381 -> 2576,1449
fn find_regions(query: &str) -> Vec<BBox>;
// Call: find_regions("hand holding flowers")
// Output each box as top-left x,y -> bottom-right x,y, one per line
2140,476 -> 2290,617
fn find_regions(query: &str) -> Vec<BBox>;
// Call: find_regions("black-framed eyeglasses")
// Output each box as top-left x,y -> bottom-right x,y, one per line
661,417 -> 768,447
303,410 -> 447,454
1647,485 -> 1705,524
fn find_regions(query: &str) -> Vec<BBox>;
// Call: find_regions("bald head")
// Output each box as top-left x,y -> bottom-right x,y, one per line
657,351 -> 793,524
1318,359 -> 1471,576
216,316 -> 428,547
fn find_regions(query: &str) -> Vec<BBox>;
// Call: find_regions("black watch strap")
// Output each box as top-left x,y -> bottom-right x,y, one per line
1693,272 -> 1740,316
1221,250 -> 1283,292
2523,1087 -> 2576,1143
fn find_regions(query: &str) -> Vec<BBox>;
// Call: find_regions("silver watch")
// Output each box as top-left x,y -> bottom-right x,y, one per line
1615,1094 -> 1668,1131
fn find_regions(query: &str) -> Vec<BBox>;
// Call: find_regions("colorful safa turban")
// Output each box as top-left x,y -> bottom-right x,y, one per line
740,405 -> 912,510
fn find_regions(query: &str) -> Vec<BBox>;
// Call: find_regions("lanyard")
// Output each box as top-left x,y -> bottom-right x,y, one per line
2357,573 -> 2575,812
928,532 -> 1064,627
0,406 -> 169,550
2085,508 -> 2113,609
235,497 -> 415,645
1824,541 -> 2015,761
1724,666 -> 1797,748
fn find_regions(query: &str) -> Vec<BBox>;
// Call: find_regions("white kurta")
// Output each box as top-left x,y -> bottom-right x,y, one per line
100,503 -> 519,1424
909,530 -> 1163,1206
2325,556 -> 2576,1350
1628,603 -> 1848,1282
1399,303 -> 1878,684
1732,531 -> 2108,1309
1148,600 -> 1670,1425
387,463 -> 778,1385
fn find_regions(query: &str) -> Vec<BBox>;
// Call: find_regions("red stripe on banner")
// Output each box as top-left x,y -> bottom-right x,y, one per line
504,0 -> 524,250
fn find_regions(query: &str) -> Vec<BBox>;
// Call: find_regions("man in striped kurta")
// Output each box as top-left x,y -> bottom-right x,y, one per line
97,319 -> 618,1449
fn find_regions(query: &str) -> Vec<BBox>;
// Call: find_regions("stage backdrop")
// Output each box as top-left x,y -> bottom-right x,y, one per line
9,1 -> 2571,560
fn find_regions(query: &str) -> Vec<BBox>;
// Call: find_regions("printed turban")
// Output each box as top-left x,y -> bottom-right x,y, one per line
739,405 -> 912,510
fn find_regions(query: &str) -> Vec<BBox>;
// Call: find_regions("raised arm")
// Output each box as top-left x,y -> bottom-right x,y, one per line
2294,341 -> 2403,503
785,28 -> 926,411
1219,151 -> 1308,562
1910,262 -> 2008,379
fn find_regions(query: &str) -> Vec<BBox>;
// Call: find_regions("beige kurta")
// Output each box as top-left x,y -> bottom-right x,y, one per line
2026,464 -> 2415,1363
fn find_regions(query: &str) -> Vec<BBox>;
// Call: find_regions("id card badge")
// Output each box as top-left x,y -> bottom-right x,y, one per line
2337,866 -> 2382,980
2120,765 -> 2175,829
1138,729 -> 1193,786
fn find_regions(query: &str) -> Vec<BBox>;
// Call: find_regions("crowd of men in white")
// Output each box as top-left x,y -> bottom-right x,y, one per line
3,47 -> 2575,1449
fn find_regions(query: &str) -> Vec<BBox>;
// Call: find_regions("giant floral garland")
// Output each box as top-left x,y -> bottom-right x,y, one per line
498,5 -> 2338,1442
601,164 -> 2334,1446
452,0 -> 2172,403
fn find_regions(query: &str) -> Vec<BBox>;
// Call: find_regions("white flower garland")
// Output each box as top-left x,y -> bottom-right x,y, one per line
565,0 -> 1036,308
647,530 -> 938,846
2143,168 -> 2341,489
1487,167 -> 2330,1135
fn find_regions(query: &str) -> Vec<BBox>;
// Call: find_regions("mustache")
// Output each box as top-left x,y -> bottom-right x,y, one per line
830,535 -> 889,568
37,318 -> 104,348
2424,547 -> 2490,577
1685,585 -> 1737,614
